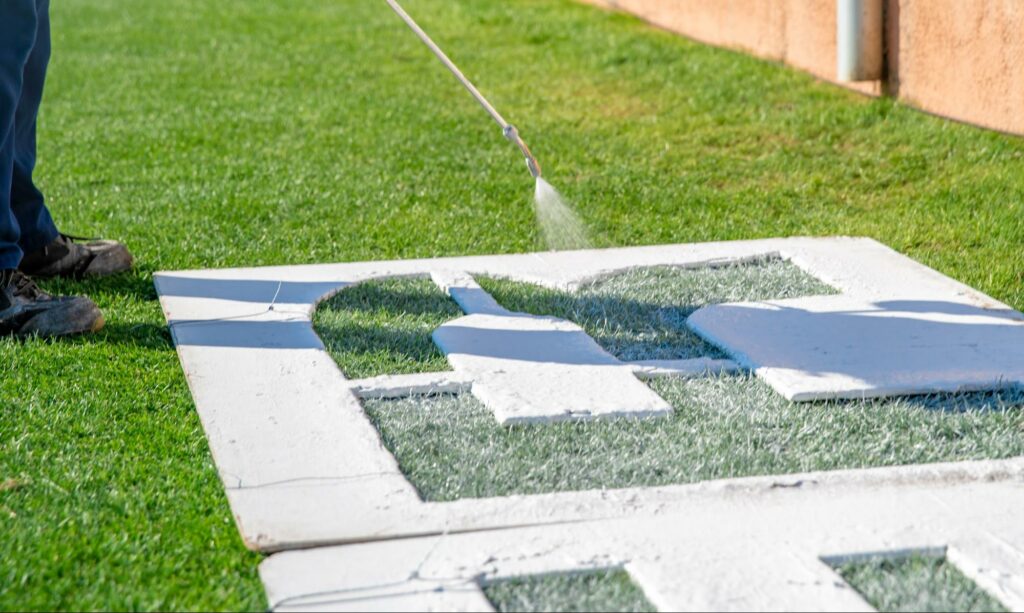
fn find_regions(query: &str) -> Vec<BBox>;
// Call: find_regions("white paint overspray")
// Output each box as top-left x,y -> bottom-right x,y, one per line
534,178 -> 590,251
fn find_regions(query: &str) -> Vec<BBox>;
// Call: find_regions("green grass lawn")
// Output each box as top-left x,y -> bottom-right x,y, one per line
835,555 -> 1007,612
314,277 -> 462,378
2,0 -> 1024,609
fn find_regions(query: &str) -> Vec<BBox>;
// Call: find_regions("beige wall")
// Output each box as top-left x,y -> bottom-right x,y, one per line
892,0 -> 1024,134
583,0 -> 1024,135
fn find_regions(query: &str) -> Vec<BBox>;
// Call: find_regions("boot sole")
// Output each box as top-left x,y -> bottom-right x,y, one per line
18,299 -> 106,338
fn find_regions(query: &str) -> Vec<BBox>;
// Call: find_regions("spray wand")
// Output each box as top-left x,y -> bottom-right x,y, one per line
384,0 -> 542,179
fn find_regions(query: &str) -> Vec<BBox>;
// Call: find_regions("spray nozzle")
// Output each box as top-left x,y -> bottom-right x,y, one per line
503,125 -> 542,179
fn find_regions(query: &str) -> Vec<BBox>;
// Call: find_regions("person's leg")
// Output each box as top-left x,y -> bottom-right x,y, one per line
0,0 -> 104,337
0,0 -> 41,270
12,0 -> 58,254
11,0 -> 132,279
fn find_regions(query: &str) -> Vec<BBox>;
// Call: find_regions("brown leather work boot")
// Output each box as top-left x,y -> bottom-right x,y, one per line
19,233 -> 133,279
0,269 -> 105,338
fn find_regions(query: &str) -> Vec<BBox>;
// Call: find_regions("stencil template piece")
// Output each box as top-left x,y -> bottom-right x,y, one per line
432,270 -> 672,423
154,238 -> 1024,554
261,478 -> 1024,612
690,294 -> 1024,401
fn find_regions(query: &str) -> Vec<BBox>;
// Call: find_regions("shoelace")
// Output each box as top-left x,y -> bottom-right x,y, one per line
61,233 -> 99,243
10,271 -> 45,300
57,234 -> 102,275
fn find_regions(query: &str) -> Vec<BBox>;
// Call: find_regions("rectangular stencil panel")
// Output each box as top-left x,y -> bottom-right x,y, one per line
158,237 -> 1024,552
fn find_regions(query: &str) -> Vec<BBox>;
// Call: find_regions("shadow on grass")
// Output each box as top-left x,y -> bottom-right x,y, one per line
316,320 -> 450,365
53,322 -> 174,350
317,276 -> 462,317
38,269 -> 160,302
3,322 -> 174,351
314,277 -> 461,378
483,284 -> 718,360
475,259 -> 841,361
859,386 -> 1024,414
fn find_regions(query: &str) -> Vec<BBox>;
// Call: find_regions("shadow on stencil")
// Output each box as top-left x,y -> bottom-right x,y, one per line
435,320 -> 621,366
155,275 -> 346,305
875,300 -> 1023,320
691,299 -> 1024,387
169,319 -> 324,349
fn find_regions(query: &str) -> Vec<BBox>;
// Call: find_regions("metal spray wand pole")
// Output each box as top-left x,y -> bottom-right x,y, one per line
384,0 -> 542,179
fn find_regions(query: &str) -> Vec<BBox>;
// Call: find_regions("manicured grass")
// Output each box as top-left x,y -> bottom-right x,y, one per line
314,277 -> 460,378
3,0 -> 1024,609
0,274 -> 264,611
836,555 -> 1007,612
484,570 -> 655,613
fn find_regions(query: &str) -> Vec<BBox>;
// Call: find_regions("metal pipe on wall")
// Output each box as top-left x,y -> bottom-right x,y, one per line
836,0 -> 884,81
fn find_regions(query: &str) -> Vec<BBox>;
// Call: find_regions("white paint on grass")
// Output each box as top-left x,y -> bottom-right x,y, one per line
349,371 -> 474,399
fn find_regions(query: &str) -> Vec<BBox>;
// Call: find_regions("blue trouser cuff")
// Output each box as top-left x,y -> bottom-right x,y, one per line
16,212 -> 58,255
0,244 -> 23,270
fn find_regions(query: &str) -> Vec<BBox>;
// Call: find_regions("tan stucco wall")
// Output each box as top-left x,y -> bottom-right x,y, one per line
892,0 -> 1024,134
582,0 -> 1024,135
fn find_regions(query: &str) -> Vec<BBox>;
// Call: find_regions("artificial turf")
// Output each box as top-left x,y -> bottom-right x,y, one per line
3,0 -> 1024,609
835,555 -> 1007,612
483,570 -> 655,613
